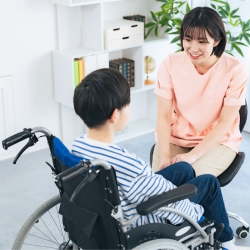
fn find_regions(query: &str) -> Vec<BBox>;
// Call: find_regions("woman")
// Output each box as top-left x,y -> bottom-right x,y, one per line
153,6 -> 248,177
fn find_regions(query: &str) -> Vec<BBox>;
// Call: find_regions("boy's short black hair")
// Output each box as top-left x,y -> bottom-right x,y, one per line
180,6 -> 227,57
74,68 -> 130,128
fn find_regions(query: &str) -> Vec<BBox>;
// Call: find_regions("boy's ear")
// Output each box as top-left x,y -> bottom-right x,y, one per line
110,109 -> 118,123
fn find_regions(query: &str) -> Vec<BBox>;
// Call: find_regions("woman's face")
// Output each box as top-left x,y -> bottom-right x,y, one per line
182,28 -> 220,67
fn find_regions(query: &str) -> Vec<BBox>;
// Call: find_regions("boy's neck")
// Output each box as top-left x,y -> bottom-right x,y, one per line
87,127 -> 114,144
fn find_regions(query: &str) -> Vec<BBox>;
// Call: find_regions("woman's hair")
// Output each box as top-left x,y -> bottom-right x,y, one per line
73,68 -> 130,128
180,6 -> 226,57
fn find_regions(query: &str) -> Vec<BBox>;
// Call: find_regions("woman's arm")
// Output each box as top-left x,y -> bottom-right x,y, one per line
171,105 -> 241,164
156,96 -> 173,169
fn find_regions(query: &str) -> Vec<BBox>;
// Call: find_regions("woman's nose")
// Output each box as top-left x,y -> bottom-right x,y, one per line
189,41 -> 199,52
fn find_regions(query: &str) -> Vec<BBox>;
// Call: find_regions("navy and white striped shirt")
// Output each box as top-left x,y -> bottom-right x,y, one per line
72,135 -> 204,228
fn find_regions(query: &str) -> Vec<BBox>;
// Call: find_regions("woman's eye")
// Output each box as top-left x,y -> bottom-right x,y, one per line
185,38 -> 190,41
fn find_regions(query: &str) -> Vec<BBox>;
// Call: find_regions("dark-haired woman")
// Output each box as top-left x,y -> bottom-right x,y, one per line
153,7 -> 248,177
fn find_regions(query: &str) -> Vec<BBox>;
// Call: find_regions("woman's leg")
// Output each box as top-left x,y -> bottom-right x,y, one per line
188,174 -> 234,243
155,162 -> 195,186
152,143 -> 236,177
152,143 -> 191,172
192,144 -> 236,177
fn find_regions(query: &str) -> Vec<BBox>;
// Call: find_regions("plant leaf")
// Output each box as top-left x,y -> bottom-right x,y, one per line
225,2 -> 230,12
225,50 -> 234,56
233,41 -> 247,46
243,34 -> 250,45
211,4 -> 216,9
170,35 -> 180,43
230,8 -> 239,16
145,22 -> 157,28
150,11 -> 158,22
154,25 -> 159,37
232,43 -> 244,57
186,3 -> 190,13
144,26 -> 156,40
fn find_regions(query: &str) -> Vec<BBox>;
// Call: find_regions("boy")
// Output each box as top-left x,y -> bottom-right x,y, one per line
72,68 -> 237,249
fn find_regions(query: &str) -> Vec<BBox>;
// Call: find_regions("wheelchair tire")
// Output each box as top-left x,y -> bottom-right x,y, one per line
132,238 -> 189,250
12,195 -> 72,250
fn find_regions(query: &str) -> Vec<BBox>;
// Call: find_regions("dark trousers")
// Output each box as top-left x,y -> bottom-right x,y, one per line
156,162 -> 233,243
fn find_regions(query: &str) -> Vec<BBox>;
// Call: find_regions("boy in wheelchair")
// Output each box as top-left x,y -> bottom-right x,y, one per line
72,68 -> 237,249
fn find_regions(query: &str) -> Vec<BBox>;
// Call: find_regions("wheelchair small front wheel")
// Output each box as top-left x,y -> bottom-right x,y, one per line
236,226 -> 249,239
12,195 -> 73,250
132,238 -> 189,250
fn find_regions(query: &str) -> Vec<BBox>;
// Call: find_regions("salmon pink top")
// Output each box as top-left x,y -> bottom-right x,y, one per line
154,51 -> 248,152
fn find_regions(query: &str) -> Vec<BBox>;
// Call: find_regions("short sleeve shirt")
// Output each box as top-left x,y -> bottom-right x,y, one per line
154,51 -> 248,152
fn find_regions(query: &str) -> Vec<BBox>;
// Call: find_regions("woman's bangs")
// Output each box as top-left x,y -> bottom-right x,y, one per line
184,26 -> 208,42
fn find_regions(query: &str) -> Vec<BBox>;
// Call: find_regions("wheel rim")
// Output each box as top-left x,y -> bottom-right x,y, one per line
15,196 -> 72,250
23,203 -> 68,249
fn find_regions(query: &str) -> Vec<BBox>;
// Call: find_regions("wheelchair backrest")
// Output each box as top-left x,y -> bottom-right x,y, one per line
50,136 -> 126,249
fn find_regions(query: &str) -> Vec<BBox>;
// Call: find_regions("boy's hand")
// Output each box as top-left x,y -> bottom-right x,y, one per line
159,155 -> 172,170
171,152 -> 198,165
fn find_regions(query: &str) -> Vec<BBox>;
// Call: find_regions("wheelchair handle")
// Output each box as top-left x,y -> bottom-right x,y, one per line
2,129 -> 32,150
56,159 -> 111,187
2,127 -> 52,150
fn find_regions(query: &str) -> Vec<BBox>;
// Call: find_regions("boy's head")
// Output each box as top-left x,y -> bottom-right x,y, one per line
73,68 -> 130,129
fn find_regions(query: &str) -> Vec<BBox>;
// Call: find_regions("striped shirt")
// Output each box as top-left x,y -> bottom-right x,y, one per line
72,135 -> 204,228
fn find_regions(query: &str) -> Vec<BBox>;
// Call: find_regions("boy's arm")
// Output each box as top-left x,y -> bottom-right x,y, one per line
126,165 -> 204,224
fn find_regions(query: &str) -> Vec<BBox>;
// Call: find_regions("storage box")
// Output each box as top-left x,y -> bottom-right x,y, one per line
104,19 -> 144,50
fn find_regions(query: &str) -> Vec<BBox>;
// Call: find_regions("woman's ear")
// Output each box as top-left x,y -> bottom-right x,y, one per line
110,109 -> 118,123
214,38 -> 221,47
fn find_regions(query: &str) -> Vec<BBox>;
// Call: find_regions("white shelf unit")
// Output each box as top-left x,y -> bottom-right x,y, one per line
51,0 -> 176,144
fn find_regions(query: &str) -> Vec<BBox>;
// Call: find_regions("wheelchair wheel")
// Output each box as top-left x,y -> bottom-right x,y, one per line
12,195 -> 73,250
132,238 -> 189,250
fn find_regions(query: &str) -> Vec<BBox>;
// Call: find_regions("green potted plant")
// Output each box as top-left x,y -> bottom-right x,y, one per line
145,0 -> 250,57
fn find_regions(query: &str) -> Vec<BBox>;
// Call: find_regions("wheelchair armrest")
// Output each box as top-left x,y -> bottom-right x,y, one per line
136,184 -> 197,216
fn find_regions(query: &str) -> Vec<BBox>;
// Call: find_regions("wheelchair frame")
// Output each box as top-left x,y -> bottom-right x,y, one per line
2,127 -> 226,250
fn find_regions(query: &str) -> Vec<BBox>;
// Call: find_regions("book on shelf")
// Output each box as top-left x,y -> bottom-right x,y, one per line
74,58 -> 85,87
109,59 -> 123,74
109,58 -> 134,87
110,58 -> 128,84
78,58 -> 85,84
121,58 -> 134,87
74,59 -> 79,87
123,14 -> 146,36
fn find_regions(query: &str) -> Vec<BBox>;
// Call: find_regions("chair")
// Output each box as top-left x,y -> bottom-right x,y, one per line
149,101 -> 249,239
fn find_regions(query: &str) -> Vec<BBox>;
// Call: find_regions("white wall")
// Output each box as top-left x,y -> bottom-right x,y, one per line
0,0 -> 61,160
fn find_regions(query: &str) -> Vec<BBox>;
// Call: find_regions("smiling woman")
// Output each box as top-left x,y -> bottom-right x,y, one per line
152,7 -> 248,180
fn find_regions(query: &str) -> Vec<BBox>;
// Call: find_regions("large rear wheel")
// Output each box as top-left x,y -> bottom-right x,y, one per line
12,195 -> 74,250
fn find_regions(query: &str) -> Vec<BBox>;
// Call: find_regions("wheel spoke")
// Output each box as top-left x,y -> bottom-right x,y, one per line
27,233 -> 58,244
56,205 -> 65,241
48,208 -> 65,241
33,225 -> 60,246
23,243 -> 58,249
41,218 -> 60,245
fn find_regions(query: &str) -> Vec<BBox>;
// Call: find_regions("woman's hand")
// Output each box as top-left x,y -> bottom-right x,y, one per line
171,152 -> 198,165
159,155 -> 172,170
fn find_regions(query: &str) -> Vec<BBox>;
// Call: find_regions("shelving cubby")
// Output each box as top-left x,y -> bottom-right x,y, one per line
51,0 -> 176,143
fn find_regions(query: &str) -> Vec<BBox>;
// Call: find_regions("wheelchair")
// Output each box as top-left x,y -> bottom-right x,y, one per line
1,127 -> 239,249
